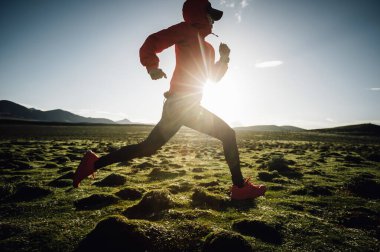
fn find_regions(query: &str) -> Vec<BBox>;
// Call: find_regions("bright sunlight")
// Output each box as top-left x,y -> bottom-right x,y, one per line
201,80 -> 241,125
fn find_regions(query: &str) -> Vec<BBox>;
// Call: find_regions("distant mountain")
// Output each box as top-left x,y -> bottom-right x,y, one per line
312,123 -> 380,136
116,118 -> 132,124
235,125 -> 305,132
0,100 -> 115,124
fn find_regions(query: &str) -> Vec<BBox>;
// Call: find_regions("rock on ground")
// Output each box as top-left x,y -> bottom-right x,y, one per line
202,230 -> 253,252
93,173 -> 126,187
232,219 -> 282,244
123,190 -> 175,219
74,194 -> 119,210
75,215 -> 210,252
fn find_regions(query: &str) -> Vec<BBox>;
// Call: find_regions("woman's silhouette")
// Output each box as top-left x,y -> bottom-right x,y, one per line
73,0 -> 266,200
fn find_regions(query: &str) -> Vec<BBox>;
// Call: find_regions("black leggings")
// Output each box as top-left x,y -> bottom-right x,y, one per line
94,94 -> 244,186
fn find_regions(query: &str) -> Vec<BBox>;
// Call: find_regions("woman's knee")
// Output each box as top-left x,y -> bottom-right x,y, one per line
139,141 -> 162,156
220,126 -> 236,143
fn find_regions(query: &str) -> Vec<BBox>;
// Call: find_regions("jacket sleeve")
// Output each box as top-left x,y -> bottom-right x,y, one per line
206,42 -> 228,82
139,24 -> 183,73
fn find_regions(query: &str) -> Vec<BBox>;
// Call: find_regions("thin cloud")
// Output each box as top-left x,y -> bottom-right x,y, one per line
369,87 -> 380,91
241,0 -> 249,8
219,0 -> 251,23
255,60 -> 283,68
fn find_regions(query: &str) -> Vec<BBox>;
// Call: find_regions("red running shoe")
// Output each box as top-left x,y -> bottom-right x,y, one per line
230,178 -> 266,200
73,150 -> 99,188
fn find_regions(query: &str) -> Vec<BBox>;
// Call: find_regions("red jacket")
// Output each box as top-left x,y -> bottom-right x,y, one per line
139,0 -> 228,95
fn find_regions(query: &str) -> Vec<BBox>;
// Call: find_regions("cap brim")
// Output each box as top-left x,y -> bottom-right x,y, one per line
207,6 -> 223,21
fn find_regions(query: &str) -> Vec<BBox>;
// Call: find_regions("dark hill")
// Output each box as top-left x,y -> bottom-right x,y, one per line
312,123 -> 380,136
235,125 -> 305,132
0,100 -> 114,124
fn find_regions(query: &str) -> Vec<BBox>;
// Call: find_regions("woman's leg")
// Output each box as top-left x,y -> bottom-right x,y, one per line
183,105 -> 244,187
94,102 -> 181,170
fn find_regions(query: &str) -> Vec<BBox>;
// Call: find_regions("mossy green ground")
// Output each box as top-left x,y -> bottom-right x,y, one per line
0,124 -> 379,251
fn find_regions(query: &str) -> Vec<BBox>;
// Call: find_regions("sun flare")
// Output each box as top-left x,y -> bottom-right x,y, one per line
201,80 -> 240,125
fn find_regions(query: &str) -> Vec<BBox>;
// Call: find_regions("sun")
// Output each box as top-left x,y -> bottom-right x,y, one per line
201,80 -> 240,124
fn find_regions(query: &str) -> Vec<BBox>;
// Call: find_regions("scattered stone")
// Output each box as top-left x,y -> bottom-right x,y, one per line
279,202 -> 304,211
267,155 -> 289,171
123,190 -> 175,219
0,223 -> 22,240
191,188 -> 228,210
169,163 -> 182,168
56,171 -> 74,180
257,170 -> 280,182
12,185 -> 52,201
11,161 -> 33,170
269,185 -> 285,191
48,179 -> 72,188
74,194 -> 119,210
67,153 -> 81,161
344,155 -> 364,163
199,180 -> 219,187
135,161 -> 154,169
192,167 -> 205,173
291,185 -> 334,196
57,167 -> 73,173
44,162 -> 59,169
75,215 -> 166,251
266,155 -> 303,179
340,213 -> 378,230
167,182 -> 193,194
365,152 -> 380,162
93,173 -> 126,187
168,209 -> 215,220
232,219 -> 282,244
202,230 -> 253,252
51,156 -> 71,164
76,215 -> 209,252
115,187 -> 144,200
344,173 -> 380,199
0,184 -> 15,200
148,167 -> 185,180
193,175 -> 205,180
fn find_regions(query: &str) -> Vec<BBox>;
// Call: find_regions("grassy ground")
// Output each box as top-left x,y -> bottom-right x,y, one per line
0,124 -> 379,251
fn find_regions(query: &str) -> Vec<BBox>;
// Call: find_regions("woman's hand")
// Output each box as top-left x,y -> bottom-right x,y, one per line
219,43 -> 230,58
149,68 -> 167,80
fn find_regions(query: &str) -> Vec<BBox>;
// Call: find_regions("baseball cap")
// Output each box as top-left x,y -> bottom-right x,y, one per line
206,2 -> 223,21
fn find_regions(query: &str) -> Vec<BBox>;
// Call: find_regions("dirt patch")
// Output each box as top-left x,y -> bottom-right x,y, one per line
123,190 -> 175,219
232,219 -> 282,244
115,187 -> 145,200
93,173 -> 126,187
74,194 -> 119,210
344,173 -> 380,199
202,230 -> 253,252
191,188 -> 229,210
12,185 -> 52,201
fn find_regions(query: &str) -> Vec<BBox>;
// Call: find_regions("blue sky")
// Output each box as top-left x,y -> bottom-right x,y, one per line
1,0 -> 379,129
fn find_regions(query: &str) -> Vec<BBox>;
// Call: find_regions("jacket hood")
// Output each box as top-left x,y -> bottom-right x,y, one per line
182,0 -> 212,36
